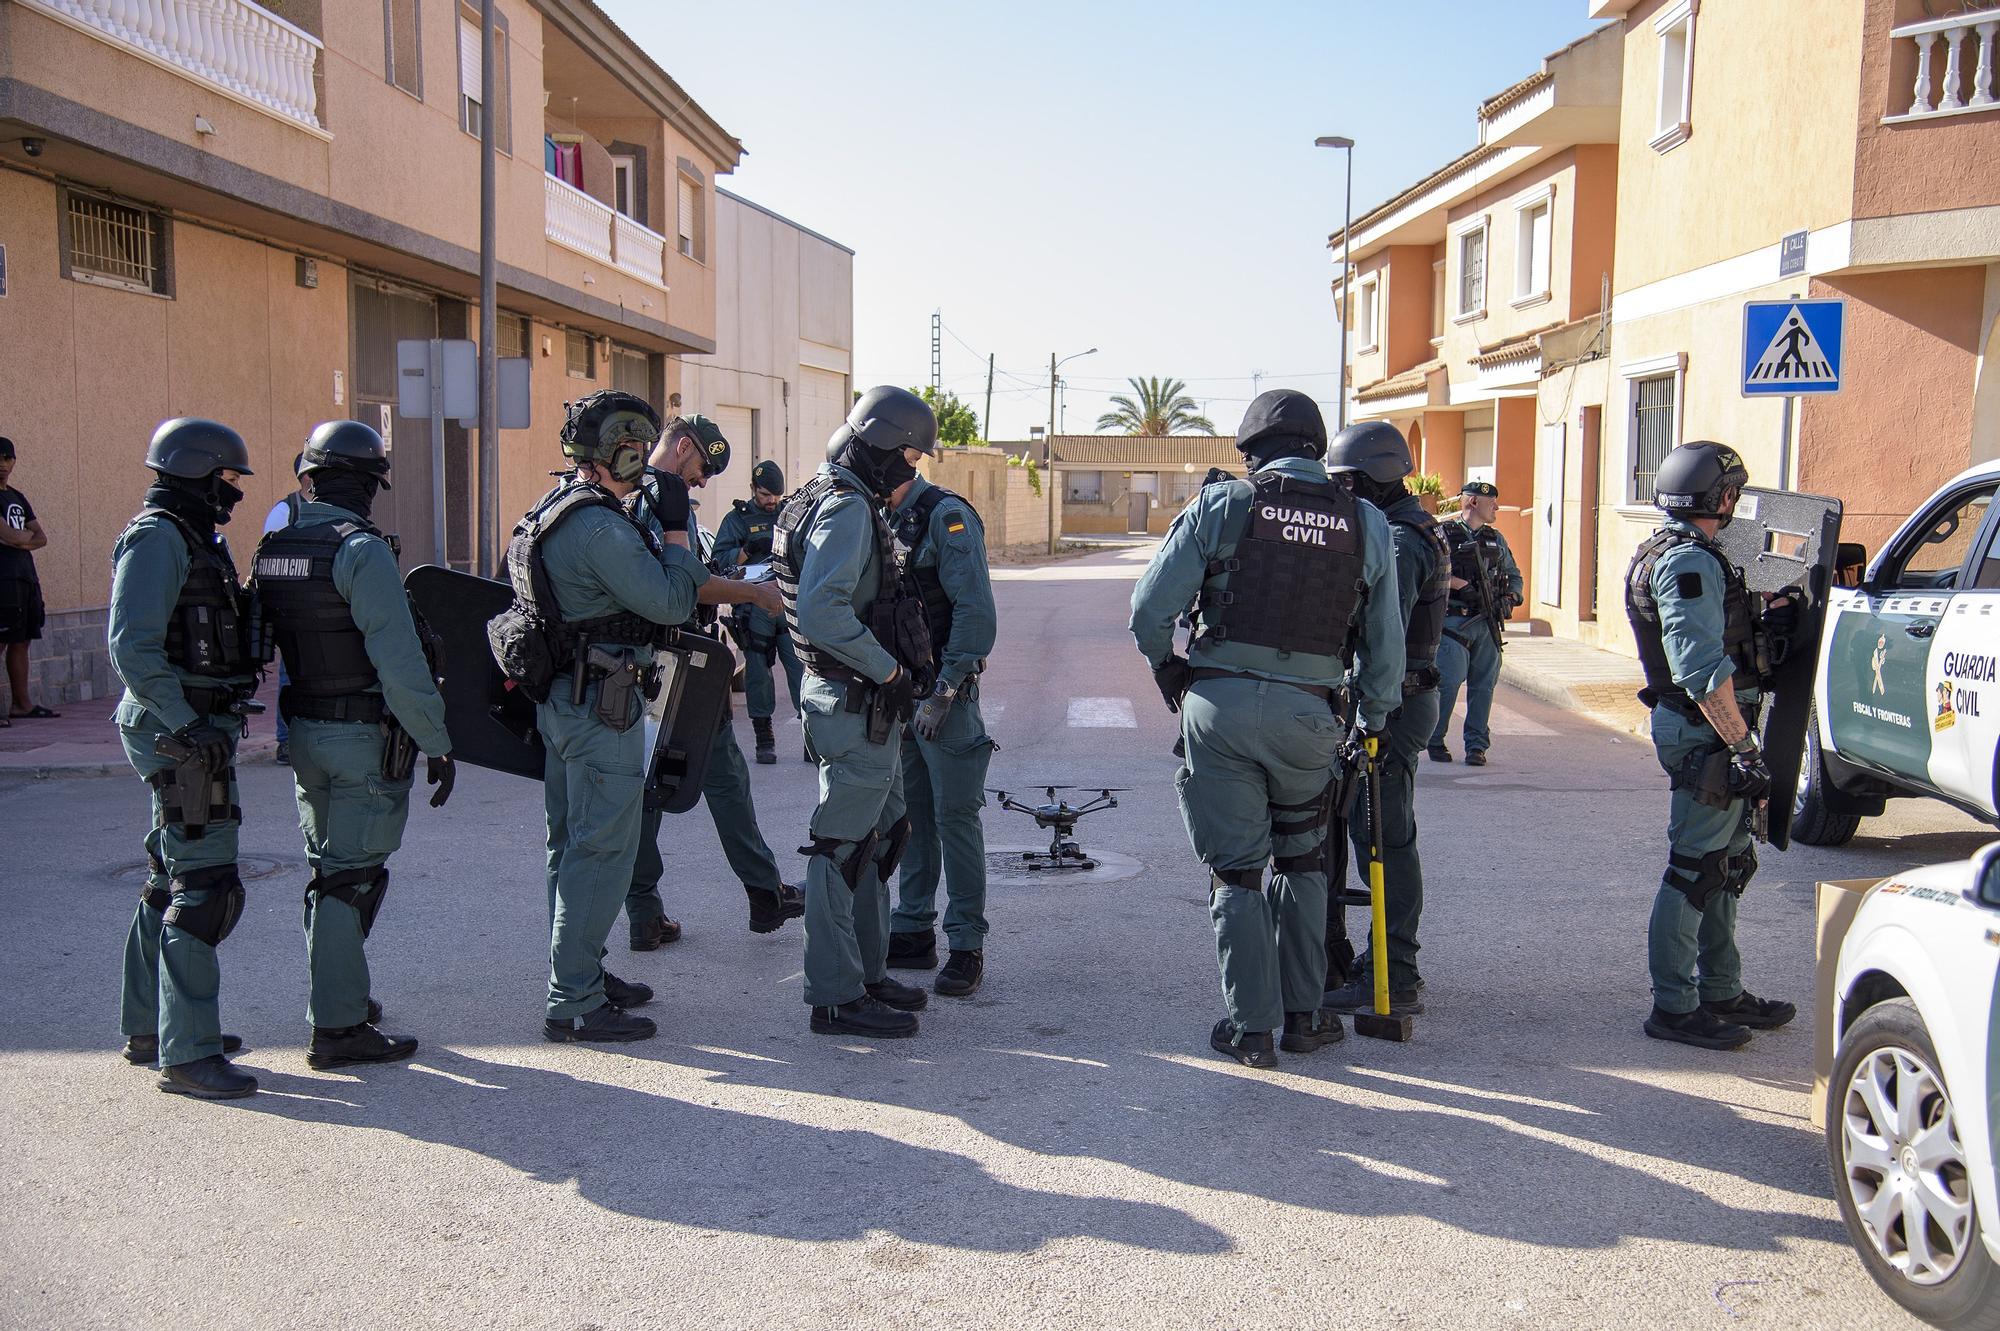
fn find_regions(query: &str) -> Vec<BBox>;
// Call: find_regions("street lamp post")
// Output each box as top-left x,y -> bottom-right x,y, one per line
1316,135 -> 1355,431
1047,346 -> 1097,555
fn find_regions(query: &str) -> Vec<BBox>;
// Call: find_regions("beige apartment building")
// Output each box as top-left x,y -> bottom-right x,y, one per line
0,0 -> 741,704
1584,0 -> 2000,655
1333,25 -> 1624,627
1049,436 -> 1244,535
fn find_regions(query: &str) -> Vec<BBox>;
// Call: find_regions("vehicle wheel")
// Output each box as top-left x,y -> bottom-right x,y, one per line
1793,714 -> 1862,847
1827,997 -> 2000,1330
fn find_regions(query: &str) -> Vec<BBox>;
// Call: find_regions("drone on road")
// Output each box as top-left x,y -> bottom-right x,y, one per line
989,785 -> 1124,871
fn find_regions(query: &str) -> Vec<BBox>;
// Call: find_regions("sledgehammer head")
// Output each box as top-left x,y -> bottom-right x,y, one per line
1354,1012 -> 1414,1042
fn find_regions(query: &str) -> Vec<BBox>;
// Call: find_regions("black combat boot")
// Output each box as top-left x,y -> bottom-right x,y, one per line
752,716 -> 777,765
308,1023 -> 419,1070
157,1054 -> 258,1100
366,996 -> 383,1025
1643,1004 -> 1751,1050
746,882 -> 805,933
1209,1020 -> 1278,1069
123,1032 -> 242,1065
811,996 -> 918,1038
602,971 -> 654,1008
866,976 -> 929,1011
934,949 -> 984,997
545,1004 -> 657,1043
1425,743 -> 1453,762
1701,989 -> 1796,1030
629,916 -> 682,951
1464,749 -> 1488,767
1281,1009 -> 1346,1052
886,930 -> 938,970
1323,978 -> 1424,1017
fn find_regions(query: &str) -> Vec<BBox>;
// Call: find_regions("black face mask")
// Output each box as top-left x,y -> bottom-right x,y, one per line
1352,474 -> 1407,510
310,470 -> 381,521
875,451 -> 918,498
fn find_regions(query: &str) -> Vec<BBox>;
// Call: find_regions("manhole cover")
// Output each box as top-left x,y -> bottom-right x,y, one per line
102,853 -> 303,884
983,844 -> 1143,887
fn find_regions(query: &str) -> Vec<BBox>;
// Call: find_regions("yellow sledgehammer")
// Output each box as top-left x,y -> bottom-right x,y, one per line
1353,735 -> 1414,1042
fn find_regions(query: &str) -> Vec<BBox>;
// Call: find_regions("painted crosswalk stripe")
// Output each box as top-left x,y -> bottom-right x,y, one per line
1067,697 -> 1136,728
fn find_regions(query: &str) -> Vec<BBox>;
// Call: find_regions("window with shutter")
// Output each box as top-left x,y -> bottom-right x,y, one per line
676,176 -> 697,259
458,15 -> 482,136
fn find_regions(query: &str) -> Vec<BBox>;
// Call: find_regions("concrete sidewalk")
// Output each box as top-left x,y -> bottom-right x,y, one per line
1497,626 -> 1650,737
0,703 -> 278,780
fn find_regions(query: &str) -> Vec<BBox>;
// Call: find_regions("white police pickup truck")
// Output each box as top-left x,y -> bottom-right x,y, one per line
1794,460 -> 2000,846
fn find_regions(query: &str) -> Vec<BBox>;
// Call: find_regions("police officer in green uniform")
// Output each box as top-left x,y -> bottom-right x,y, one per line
773,386 -> 937,1039
1319,421 -> 1449,1018
1625,441 -> 1798,1050
492,390 -> 705,1044
251,421 -> 454,1069
714,460 -> 805,765
882,463 -> 998,997
110,419 -> 261,1099
1129,390 -> 1404,1069
1428,480 -> 1522,766
620,419 -> 803,949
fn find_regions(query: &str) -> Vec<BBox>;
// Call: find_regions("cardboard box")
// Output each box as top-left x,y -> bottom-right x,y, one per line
1812,877 -> 1887,1129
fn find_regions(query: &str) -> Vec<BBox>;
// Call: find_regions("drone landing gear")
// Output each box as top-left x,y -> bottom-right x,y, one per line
991,785 -> 1123,874
1022,836 -> 1097,872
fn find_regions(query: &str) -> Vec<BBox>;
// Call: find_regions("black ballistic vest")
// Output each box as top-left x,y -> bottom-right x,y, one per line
1197,473 -> 1365,661
253,520 -> 380,698
731,499 -> 777,562
1444,520 -> 1508,615
136,507 -> 253,677
1391,509 -> 1452,672
1624,525 -> 1764,707
773,473 -> 934,687
892,484 -> 976,670
506,483 -> 663,653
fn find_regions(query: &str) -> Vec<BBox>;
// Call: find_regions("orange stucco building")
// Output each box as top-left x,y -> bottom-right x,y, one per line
0,0 -> 744,705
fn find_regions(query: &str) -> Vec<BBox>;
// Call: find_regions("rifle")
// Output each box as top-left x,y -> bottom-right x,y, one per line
1467,540 -> 1511,651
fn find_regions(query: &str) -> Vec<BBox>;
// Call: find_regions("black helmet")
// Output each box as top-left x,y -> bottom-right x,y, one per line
1652,440 -> 1749,519
668,414 -> 731,477
833,386 -> 937,457
1325,420 -> 1412,483
751,460 -> 784,495
300,420 -> 391,488
561,390 -> 659,483
1235,389 -> 1327,463
145,418 -> 253,480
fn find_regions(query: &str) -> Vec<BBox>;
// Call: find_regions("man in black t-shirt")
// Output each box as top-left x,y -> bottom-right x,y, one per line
0,437 -> 56,721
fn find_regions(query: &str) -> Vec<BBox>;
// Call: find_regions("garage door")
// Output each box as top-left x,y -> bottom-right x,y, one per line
799,368 -> 847,480
705,404 -> 755,510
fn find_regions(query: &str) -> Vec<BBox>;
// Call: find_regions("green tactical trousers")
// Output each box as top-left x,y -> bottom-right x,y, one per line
1346,687 -> 1440,990
890,688 -> 994,950
800,675 -> 906,1008
626,710 -> 784,939
289,717 -> 413,1029
741,613 -> 804,721
1647,703 -> 1753,1014
539,688 -> 647,1021
1177,675 -> 1346,1035
118,711 -> 240,1068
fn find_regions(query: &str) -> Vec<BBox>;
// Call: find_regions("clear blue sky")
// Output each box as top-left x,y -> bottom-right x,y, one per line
604,1 -> 1600,441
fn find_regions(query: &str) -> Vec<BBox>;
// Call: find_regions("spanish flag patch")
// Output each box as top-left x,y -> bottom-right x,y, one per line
946,521 -> 966,534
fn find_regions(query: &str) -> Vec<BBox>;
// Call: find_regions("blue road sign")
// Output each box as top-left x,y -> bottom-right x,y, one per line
1742,297 -> 1843,397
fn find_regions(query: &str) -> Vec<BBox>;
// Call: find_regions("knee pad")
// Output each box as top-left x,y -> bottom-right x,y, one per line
1208,865 -> 1264,893
799,833 -> 879,890
1665,848 -> 1732,910
875,816 -> 912,877
306,866 -> 391,938
141,850 -> 171,914
162,865 -> 246,947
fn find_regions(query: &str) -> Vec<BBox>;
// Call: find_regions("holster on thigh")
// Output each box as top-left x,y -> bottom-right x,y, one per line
1664,848 -> 1732,910
162,864 -> 246,947
1269,781 -> 1334,877
306,866 -> 391,938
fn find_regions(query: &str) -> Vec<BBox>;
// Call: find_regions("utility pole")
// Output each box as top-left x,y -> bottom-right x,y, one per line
930,310 -> 942,400
1047,347 -> 1098,555
476,0 -> 499,575
1252,369 -> 1264,399
983,352 -> 994,442
1316,136 -> 1356,431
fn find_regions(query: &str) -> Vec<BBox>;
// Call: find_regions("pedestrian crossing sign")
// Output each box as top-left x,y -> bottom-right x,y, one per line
1742,298 -> 1844,396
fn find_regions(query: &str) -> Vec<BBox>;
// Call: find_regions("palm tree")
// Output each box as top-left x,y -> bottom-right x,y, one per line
1094,377 -> 1216,436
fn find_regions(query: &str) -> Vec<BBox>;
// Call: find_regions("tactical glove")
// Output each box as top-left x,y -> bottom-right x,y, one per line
173,721 -> 233,774
913,681 -> 957,742
1726,745 -> 1773,803
880,669 -> 916,725
1762,586 -> 1806,663
1152,655 -> 1193,713
426,753 -> 456,808
651,470 -> 691,532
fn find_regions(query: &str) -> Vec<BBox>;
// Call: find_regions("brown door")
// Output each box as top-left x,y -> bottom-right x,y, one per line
1128,489 -> 1149,533
349,277 -> 440,567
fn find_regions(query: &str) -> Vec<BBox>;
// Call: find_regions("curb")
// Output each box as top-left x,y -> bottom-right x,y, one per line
1498,653 -> 1651,739
0,735 -> 280,783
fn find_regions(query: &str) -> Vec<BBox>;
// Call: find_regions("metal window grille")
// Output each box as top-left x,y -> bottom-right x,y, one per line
1459,228 -> 1486,315
497,312 -> 527,360
1632,374 -> 1676,501
565,329 -> 595,379
67,194 -> 163,293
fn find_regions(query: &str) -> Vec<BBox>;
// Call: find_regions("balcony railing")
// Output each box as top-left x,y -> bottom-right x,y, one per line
1885,10 -> 1999,123
20,0 -> 324,132
544,173 -> 668,289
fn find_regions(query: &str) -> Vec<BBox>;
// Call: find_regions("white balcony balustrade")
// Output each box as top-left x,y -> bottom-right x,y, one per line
20,0 -> 324,131
1887,10 -> 1999,123
545,173 -> 669,289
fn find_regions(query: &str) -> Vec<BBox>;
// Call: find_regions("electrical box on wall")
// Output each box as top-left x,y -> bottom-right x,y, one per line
295,256 -> 317,289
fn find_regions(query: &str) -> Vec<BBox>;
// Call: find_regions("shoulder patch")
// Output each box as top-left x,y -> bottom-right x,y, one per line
1675,570 -> 1704,599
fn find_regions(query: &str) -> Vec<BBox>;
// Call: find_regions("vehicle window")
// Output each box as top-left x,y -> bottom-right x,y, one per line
1882,487 -> 1994,591
1974,512 -> 2000,591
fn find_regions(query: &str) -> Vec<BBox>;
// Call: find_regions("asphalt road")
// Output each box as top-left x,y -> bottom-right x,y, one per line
2,539 -> 1989,1329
